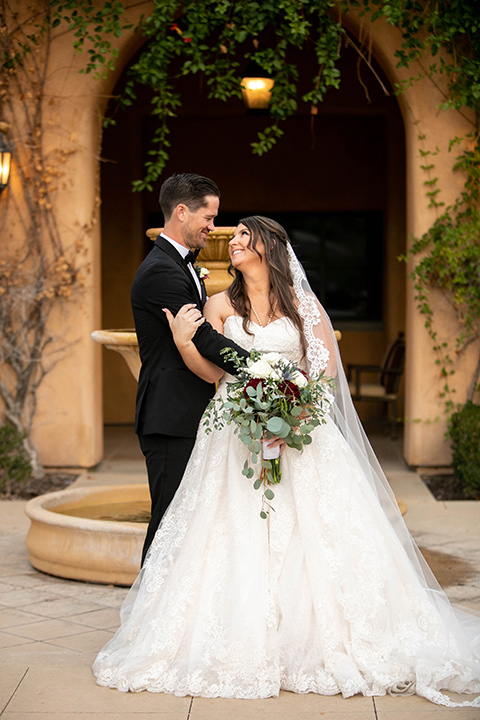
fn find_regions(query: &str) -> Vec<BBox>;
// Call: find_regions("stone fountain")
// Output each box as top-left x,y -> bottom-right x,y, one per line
25,484 -> 149,585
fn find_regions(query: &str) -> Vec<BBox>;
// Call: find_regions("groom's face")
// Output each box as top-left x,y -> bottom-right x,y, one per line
182,195 -> 219,250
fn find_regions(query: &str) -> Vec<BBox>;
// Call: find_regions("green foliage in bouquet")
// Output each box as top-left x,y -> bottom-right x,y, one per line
204,348 -> 335,518
447,401 -> 480,498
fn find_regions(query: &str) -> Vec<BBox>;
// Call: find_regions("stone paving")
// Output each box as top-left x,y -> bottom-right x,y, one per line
0,426 -> 479,719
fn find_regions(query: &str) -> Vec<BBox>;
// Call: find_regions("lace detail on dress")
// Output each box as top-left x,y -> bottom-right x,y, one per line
93,318 -> 480,706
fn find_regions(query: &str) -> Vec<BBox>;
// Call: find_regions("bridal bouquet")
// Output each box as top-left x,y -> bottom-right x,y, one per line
203,348 -> 335,518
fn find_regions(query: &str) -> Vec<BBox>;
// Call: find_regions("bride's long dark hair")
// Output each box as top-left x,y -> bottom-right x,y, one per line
227,216 -> 307,358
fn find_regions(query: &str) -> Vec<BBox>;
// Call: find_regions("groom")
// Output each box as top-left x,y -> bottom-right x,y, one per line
131,173 -> 248,564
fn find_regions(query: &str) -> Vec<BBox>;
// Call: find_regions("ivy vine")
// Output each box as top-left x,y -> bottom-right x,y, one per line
2,0 -> 480,425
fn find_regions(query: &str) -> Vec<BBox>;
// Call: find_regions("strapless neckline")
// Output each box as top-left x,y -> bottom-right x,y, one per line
223,315 -> 290,330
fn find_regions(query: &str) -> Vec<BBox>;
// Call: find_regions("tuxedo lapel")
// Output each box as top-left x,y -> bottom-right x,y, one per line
154,235 -> 203,306
200,277 -> 207,307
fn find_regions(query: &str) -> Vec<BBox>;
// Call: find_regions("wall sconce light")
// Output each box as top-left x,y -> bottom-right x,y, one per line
241,60 -> 274,111
0,135 -> 13,193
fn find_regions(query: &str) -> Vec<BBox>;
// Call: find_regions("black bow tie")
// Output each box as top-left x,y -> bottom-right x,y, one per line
184,249 -> 200,265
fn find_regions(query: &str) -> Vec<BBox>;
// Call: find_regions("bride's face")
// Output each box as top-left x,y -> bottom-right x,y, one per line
229,224 -> 265,271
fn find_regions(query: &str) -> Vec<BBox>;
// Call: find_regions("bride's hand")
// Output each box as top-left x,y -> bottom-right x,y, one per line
163,304 -> 205,346
265,436 -> 287,455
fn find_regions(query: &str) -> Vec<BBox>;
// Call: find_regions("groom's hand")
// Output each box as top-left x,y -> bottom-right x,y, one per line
163,303 -> 205,346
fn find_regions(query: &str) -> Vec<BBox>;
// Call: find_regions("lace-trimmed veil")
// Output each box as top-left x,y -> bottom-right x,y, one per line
287,242 -> 480,708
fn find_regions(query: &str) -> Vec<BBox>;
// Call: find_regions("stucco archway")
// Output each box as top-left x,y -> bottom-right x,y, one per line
99,21 -> 406,434
28,4 -> 473,469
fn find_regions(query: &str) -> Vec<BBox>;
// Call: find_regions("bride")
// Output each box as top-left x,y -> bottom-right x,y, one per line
93,216 -> 480,707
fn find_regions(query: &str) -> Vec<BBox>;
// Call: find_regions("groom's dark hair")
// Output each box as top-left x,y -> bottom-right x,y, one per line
159,173 -> 220,221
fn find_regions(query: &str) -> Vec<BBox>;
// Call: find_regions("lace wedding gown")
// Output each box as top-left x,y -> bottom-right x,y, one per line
93,316 -> 480,706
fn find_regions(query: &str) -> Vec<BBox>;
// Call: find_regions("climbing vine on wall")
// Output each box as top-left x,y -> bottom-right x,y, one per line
0,0 -> 91,476
1,0 -> 479,469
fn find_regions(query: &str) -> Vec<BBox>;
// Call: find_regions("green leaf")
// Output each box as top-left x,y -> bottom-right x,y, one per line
266,417 -> 290,438
265,488 -> 275,500
266,416 -> 283,434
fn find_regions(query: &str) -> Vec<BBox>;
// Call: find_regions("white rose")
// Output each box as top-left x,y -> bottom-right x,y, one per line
291,370 -> 308,388
246,358 -> 276,379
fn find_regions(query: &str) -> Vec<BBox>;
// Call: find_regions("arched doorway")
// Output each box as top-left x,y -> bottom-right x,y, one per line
99,34 -> 406,431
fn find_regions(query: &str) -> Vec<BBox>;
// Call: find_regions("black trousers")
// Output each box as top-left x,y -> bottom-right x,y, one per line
138,433 -> 196,566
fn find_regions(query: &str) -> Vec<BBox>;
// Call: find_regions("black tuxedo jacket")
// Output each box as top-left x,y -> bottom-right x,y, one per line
131,235 -> 248,438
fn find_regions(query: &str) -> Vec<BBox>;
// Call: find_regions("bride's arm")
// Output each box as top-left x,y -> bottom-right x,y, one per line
164,297 -> 227,383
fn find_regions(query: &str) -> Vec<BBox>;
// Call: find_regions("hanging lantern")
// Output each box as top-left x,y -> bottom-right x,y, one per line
241,60 -> 274,111
0,135 -> 12,193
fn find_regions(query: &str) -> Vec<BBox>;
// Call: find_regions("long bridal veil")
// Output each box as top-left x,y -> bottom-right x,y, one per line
287,241 -> 480,707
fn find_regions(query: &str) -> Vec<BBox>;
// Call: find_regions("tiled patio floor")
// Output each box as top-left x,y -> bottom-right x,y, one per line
1,426 -> 479,718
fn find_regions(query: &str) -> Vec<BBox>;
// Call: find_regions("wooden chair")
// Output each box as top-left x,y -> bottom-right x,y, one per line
347,332 -> 405,438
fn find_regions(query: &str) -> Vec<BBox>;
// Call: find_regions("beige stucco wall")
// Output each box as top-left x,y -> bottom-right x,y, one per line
2,2 -> 477,468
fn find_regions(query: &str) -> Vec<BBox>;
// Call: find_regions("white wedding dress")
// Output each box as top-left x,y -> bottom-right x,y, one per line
93,316 -> 480,706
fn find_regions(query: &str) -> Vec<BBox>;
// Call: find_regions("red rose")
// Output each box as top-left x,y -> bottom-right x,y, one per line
278,381 -> 300,400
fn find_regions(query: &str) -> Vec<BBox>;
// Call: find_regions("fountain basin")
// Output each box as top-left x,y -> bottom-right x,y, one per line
25,484 -> 148,586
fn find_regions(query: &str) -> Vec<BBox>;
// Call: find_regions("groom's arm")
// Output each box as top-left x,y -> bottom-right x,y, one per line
139,260 -> 248,375
192,319 -> 248,374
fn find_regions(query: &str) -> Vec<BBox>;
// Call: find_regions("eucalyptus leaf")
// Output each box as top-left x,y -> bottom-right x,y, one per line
254,424 -> 263,439
266,416 -> 283,434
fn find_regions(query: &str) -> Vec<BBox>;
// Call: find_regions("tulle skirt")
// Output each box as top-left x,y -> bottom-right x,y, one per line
93,417 -> 480,706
